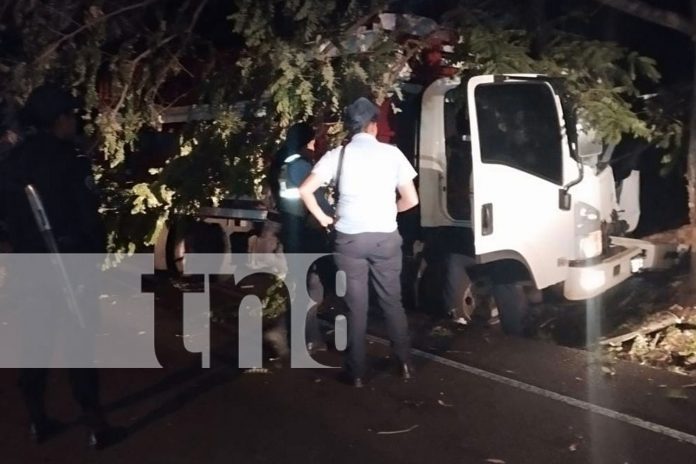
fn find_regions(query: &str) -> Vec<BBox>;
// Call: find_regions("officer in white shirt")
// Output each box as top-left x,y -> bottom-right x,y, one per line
299,97 -> 419,387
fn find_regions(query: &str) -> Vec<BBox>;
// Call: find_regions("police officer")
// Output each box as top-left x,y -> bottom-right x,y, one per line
299,97 -> 420,387
271,122 -> 332,253
0,96 -> 21,252
1,84 -> 116,448
270,122 -> 335,351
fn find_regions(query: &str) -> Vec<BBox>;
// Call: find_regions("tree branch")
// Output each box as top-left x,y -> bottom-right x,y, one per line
111,35 -> 177,115
33,0 -> 163,64
187,0 -> 209,35
38,0 -> 83,29
594,0 -> 695,37
144,0 -> 210,109
317,4 -> 386,59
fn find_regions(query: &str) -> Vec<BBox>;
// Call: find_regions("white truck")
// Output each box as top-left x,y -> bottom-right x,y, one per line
155,73 -> 683,333
401,73 -> 682,331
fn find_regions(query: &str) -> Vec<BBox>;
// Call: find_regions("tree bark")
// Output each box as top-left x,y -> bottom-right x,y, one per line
690,0 -> 696,288
599,312 -> 682,346
528,0 -> 549,59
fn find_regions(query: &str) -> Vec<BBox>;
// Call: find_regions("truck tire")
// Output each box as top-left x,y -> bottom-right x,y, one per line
443,269 -> 477,323
411,253 -> 477,321
491,283 -> 529,336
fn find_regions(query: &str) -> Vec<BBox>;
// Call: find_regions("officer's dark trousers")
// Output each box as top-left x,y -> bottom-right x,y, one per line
18,368 -> 102,426
279,212 -> 332,345
333,230 -> 410,378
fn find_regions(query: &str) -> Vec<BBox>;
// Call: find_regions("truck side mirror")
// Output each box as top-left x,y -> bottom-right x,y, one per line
559,189 -> 571,211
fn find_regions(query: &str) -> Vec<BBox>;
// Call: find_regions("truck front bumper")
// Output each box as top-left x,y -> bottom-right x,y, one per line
563,236 -> 685,301
610,236 -> 686,270
563,246 -> 644,300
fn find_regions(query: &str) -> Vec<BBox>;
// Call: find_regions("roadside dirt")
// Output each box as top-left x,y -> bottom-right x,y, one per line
531,225 -> 696,376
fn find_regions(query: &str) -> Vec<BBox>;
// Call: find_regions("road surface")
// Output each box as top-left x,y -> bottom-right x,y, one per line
1,299 -> 696,464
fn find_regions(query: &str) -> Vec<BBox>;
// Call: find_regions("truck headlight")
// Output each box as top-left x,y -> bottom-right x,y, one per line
575,203 -> 603,260
580,268 -> 606,292
630,255 -> 645,273
578,229 -> 603,260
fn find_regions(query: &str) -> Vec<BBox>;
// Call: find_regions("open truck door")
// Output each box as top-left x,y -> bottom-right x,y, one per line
467,75 -> 579,290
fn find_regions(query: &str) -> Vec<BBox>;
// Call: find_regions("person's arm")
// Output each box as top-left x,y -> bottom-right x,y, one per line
299,173 -> 334,228
397,180 -> 419,212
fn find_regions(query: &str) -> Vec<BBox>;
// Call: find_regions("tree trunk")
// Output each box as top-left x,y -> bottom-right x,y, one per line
689,1 -> 696,289
528,0 -> 549,59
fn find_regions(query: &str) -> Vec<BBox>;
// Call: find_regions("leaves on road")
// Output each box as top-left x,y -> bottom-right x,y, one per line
376,425 -> 419,435
664,388 -> 690,400
602,305 -> 696,376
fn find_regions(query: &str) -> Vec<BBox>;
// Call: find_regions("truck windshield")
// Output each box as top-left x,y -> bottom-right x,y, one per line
474,81 -> 563,185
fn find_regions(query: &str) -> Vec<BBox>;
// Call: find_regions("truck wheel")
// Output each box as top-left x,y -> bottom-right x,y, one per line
412,255 -> 477,321
449,276 -> 477,323
491,283 -> 529,336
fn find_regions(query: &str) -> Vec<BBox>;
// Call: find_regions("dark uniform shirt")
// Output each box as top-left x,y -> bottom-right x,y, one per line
278,154 -> 332,217
0,132 -> 105,253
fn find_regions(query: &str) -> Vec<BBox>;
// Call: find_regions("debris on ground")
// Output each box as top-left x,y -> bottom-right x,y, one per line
429,325 -> 453,338
376,424 -> 419,435
642,225 -> 693,247
243,368 -> 271,374
601,305 -> 696,376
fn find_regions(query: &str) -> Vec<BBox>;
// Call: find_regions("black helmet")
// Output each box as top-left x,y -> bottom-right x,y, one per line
21,84 -> 80,129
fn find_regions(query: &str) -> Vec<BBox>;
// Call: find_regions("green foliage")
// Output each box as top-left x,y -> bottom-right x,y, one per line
0,0 -> 683,256
445,2 -> 681,161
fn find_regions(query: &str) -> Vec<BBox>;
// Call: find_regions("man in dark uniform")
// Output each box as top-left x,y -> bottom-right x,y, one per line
0,96 -> 21,252
0,84 -> 115,448
271,122 -> 335,351
273,122 -> 333,253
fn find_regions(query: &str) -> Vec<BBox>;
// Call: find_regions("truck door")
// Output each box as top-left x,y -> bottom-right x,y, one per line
467,75 -> 576,289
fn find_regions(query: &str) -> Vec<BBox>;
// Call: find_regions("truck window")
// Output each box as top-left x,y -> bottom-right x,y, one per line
444,89 -> 472,221
474,82 -> 563,185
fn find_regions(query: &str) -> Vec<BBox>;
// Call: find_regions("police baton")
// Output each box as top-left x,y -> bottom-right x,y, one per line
24,184 -> 86,328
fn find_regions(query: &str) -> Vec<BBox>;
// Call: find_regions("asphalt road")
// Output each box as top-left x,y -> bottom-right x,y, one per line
2,306 -> 696,464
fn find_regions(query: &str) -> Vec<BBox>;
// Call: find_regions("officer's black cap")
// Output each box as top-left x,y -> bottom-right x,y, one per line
344,97 -> 380,133
21,84 -> 80,129
285,122 -> 314,152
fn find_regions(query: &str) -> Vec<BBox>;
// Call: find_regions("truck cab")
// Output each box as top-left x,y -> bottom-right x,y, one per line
403,73 -> 681,327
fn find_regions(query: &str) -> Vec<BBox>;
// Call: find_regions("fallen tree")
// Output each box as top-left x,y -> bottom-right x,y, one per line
0,0 -> 681,257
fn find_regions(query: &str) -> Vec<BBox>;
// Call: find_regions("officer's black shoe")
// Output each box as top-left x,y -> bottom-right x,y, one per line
306,341 -> 328,354
337,371 -> 364,388
400,362 -> 415,381
30,418 -> 65,445
87,425 -> 126,450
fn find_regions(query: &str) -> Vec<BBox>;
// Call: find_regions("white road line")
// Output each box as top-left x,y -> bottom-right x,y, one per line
365,334 -> 696,447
